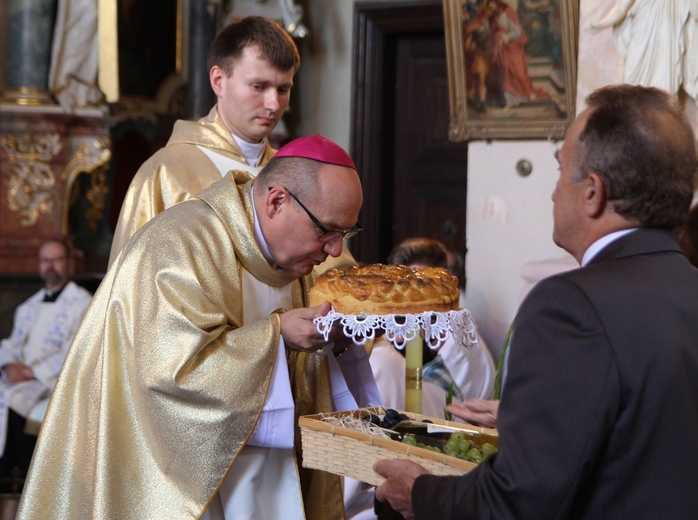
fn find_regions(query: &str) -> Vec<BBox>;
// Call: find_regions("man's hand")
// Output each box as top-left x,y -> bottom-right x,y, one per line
2,363 -> 35,383
446,398 -> 499,429
374,459 -> 430,519
279,302 -> 334,353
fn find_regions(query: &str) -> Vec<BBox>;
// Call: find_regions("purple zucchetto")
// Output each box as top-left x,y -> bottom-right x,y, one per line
274,134 -> 356,169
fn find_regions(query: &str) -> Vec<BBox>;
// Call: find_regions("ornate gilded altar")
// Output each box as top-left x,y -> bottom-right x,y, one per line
0,106 -> 112,274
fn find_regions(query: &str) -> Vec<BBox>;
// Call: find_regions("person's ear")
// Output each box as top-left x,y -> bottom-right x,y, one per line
583,172 -> 607,218
209,66 -> 224,97
265,186 -> 286,219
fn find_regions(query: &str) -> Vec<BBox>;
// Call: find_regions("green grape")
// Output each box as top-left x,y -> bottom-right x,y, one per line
444,442 -> 459,456
480,442 -> 497,459
402,434 -> 417,446
466,448 -> 484,463
450,432 -> 465,442
457,439 -> 472,453
444,437 -> 459,449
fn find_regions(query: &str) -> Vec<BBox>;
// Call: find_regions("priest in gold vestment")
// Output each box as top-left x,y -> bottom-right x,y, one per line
109,17 -> 355,274
108,16 -> 299,266
18,135 -> 379,519
107,103 -> 279,267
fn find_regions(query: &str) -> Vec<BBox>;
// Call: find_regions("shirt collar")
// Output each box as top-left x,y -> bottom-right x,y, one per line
251,186 -> 276,266
43,283 -> 67,302
581,228 -> 638,266
231,134 -> 265,167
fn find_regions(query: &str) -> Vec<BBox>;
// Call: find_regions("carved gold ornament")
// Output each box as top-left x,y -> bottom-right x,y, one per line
0,132 -> 62,226
61,138 -> 112,234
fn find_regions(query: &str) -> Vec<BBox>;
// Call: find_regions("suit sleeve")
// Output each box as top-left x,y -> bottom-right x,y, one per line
413,275 -> 620,519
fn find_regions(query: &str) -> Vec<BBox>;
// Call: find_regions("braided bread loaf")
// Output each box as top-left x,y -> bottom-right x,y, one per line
309,264 -> 459,315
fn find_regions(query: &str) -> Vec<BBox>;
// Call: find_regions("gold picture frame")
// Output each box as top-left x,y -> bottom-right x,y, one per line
443,0 -> 579,141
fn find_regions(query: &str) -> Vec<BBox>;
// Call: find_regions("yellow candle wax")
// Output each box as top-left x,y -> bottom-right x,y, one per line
405,335 -> 423,413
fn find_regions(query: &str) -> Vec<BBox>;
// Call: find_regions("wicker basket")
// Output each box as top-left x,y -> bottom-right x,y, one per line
299,406 -> 498,486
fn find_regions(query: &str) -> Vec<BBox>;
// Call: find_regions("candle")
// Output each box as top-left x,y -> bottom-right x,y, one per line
405,335 -> 423,413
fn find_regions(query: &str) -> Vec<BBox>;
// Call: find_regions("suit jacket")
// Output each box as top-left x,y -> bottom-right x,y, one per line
414,228 -> 698,519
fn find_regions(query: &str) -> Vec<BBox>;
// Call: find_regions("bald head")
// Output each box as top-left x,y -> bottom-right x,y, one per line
254,157 -> 362,275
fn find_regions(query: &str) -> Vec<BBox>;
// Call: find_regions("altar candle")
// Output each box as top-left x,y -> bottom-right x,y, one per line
405,335 -> 423,413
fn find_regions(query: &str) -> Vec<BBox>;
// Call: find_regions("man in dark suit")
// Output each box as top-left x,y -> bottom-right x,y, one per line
373,84 -> 698,519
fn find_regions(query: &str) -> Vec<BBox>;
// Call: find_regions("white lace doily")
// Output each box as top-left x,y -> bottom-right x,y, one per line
313,308 -> 479,350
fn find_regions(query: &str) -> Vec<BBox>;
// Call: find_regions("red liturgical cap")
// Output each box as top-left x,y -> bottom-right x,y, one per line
275,134 -> 356,169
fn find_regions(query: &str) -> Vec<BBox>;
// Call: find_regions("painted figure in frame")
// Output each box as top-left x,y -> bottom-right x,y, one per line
461,0 -> 566,120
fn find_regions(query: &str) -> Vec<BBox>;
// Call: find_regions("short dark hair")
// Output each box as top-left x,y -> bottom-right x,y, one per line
386,237 -> 449,269
207,16 -> 300,75
255,156 -> 323,200
575,85 -> 697,229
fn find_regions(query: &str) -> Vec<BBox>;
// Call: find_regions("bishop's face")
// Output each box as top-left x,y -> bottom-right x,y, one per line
265,164 -> 363,275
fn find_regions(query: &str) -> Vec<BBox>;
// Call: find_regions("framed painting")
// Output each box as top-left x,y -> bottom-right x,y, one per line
443,0 -> 579,141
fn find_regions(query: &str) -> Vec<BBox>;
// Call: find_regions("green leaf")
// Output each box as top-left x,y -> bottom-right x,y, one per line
444,382 -> 455,421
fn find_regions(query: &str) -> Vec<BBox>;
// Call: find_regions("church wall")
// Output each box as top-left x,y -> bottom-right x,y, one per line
295,0 -> 361,146
297,0 -> 698,353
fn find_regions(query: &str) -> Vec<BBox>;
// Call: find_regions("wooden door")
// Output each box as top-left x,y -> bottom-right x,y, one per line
351,1 -> 468,284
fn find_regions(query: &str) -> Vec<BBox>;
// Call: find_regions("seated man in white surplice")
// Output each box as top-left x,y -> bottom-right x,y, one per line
0,239 -> 92,493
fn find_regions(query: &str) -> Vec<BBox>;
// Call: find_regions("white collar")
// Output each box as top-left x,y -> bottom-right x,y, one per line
251,186 -> 275,265
232,134 -> 265,167
581,228 -> 637,266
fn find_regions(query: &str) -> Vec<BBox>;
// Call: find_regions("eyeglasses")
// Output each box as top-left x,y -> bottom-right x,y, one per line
279,186 -> 363,242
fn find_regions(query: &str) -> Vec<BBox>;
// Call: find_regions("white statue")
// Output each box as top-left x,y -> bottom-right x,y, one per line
276,0 -> 307,38
683,1 -> 698,100
48,0 -> 106,112
590,0 -> 698,100
224,0 -> 308,38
